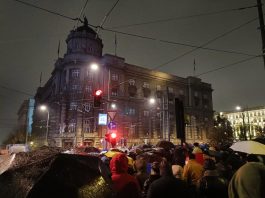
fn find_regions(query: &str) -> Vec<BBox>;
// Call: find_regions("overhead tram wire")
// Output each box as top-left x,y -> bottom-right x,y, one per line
100,26 -> 256,57
0,84 -> 33,97
12,0 -> 257,58
13,0 -> 79,21
108,4 -> 258,29
97,0 -> 121,33
195,55 -> 262,77
75,0 -> 89,27
153,17 -> 259,70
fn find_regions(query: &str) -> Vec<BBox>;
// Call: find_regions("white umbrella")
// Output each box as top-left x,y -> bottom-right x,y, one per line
230,140 -> 265,155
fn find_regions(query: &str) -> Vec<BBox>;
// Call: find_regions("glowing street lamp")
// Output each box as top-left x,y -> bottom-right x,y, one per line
39,105 -> 49,146
149,97 -> 156,105
90,62 -> 99,71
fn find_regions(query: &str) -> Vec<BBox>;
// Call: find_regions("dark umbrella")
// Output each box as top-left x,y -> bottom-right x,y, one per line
253,137 -> 265,145
0,154 -> 113,198
156,140 -> 175,151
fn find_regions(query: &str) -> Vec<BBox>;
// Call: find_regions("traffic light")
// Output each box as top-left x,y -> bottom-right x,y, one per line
105,132 -> 117,148
110,132 -> 117,148
94,89 -> 103,107
175,98 -> 185,143
105,133 -> 110,142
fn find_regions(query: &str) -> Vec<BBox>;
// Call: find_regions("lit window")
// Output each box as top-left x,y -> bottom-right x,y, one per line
156,85 -> 161,91
143,82 -> 150,88
83,103 -> 91,112
129,108 -> 136,115
70,102 -> 78,110
71,69 -> 80,78
84,119 -> 92,133
168,87 -> 173,93
144,111 -> 149,117
112,73 -> 119,81
69,119 -> 76,133
72,84 -> 77,90
129,79 -> 135,86
111,88 -> 118,96
85,85 -> 92,93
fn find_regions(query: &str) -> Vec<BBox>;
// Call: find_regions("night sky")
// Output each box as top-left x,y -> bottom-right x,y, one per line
0,0 -> 264,143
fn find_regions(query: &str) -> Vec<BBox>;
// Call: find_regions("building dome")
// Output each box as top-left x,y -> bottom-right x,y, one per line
65,17 -> 103,57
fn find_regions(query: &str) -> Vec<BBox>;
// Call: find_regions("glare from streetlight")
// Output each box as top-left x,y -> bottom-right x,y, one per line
236,106 -> 241,111
90,63 -> 99,71
40,105 -> 47,111
111,103 -> 116,109
149,98 -> 155,105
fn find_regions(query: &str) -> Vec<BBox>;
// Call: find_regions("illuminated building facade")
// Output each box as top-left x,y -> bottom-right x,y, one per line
32,20 -> 214,148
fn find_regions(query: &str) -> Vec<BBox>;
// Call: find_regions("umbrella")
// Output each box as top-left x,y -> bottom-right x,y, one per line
156,140 -> 175,150
0,153 -> 113,198
230,140 -> 265,155
104,150 -> 134,166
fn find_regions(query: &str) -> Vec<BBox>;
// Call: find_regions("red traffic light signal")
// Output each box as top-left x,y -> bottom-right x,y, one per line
110,132 -> 117,139
95,89 -> 103,96
94,89 -> 103,107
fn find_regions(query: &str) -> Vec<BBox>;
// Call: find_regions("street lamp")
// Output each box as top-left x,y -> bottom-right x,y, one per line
90,62 -> 99,71
148,97 -> 156,142
39,105 -> 49,146
235,105 -> 249,140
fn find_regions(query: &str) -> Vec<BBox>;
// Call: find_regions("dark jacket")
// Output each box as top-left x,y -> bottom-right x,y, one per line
147,175 -> 190,198
198,170 -> 228,198
142,175 -> 160,198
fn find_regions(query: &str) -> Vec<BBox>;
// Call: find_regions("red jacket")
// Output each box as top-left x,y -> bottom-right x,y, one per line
110,153 -> 140,197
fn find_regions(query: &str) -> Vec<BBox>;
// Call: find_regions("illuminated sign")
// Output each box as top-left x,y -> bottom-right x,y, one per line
98,113 -> 107,125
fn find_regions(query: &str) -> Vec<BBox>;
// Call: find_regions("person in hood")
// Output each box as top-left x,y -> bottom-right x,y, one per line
110,153 -> 140,198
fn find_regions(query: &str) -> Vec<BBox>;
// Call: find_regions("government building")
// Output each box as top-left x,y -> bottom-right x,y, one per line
32,19 -> 214,148
221,106 -> 265,140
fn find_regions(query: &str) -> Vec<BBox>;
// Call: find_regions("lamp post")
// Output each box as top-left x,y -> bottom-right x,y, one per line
39,105 -> 50,146
236,105 -> 250,140
148,97 -> 156,143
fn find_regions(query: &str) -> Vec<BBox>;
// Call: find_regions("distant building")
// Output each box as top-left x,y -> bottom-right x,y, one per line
17,98 -> 35,143
32,19 -> 214,148
221,106 -> 265,140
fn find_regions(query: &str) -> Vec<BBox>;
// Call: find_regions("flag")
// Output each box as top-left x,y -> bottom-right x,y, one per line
193,59 -> 196,76
193,59 -> 196,72
57,40 -> 60,58
39,72 -> 42,87
115,33 -> 117,56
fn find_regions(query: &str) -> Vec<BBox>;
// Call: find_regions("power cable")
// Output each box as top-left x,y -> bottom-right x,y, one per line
195,55 -> 261,77
0,84 -> 33,96
12,0 -> 256,58
76,0 -> 89,27
13,0 -> 78,21
101,26 -> 256,57
153,17 -> 258,70
109,4 -> 258,29
97,0 -> 121,33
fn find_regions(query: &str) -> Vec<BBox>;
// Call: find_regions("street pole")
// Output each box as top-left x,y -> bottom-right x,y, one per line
257,0 -> 265,68
242,112 -> 247,140
45,110 -> 50,146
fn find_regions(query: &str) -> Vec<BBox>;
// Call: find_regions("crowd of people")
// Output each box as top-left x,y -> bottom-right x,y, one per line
101,142 -> 265,198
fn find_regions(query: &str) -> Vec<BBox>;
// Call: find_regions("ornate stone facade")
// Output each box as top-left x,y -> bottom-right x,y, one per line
32,21 -> 214,148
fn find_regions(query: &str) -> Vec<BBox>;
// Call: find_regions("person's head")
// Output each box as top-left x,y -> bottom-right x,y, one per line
203,158 -> 216,170
134,156 -> 147,173
110,153 -> 128,174
160,158 -> 173,176
246,154 -> 260,162
188,152 -> 195,160
151,161 -> 160,175
194,142 -> 199,147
